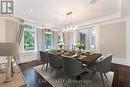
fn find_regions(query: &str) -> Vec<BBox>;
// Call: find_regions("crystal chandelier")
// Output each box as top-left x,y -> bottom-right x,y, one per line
63,11 -> 77,32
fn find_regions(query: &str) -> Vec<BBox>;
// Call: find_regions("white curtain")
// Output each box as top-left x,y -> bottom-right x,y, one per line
37,28 -> 45,59
53,31 -> 58,50
15,24 -> 24,64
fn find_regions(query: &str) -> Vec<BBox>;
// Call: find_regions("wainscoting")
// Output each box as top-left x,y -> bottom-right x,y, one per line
20,52 -> 38,63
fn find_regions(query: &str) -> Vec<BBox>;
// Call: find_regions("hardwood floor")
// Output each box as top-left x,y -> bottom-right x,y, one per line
19,60 -> 130,87
19,60 -> 53,87
111,64 -> 130,87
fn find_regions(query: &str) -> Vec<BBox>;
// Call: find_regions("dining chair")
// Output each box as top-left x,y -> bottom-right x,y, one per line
87,54 -> 112,87
39,51 -> 50,71
48,53 -> 63,78
62,56 -> 87,85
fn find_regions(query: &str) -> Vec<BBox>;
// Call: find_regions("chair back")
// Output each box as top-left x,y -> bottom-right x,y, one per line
40,51 -> 49,63
62,56 -> 83,77
96,54 -> 112,73
48,53 -> 62,68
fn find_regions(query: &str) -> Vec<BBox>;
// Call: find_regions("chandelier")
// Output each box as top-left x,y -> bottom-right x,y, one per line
63,11 -> 77,32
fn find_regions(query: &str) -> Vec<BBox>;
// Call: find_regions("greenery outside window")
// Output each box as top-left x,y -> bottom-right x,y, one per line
23,24 -> 36,51
45,29 -> 53,49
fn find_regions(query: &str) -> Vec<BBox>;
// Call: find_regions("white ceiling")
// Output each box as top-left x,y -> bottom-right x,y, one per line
15,0 -> 121,28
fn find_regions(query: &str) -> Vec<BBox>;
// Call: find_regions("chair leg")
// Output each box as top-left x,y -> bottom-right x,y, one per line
90,71 -> 95,80
46,63 -> 48,71
56,69 -> 59,79
50,68 -> 54,74
100,72 -> 105,87
63,78 -> 67,86
42,64 -> 45,69
79,74 -> 82,80
93,71 -> 96,76
104,73 -> 108,80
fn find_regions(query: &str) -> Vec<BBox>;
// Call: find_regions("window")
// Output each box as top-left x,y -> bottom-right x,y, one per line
23,24 -> 36,51
44,29 -> 53,49
57,32 -> 64,43
80,33 -> 86,45
90,29 -> 96,51
79,26 -> 97,51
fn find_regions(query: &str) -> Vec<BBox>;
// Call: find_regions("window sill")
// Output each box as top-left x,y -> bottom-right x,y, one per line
20,50 -> 37,54
44,49 -> 53,51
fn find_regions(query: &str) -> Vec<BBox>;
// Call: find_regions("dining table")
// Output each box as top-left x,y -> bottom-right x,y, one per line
48,50 -> 102,64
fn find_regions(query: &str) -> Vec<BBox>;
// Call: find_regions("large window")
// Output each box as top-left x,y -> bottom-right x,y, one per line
79,27 -> 97,51
44,29 -> 53,49
90,29 -> 96,51
23,24 -> 36,51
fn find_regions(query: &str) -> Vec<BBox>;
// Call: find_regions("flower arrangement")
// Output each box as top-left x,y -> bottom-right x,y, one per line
75,41 -> 85,50
57,41 -> 64,50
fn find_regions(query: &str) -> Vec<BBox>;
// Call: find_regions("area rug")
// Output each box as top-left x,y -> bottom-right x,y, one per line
34,64 -> 114,87
0,65 -> 26,87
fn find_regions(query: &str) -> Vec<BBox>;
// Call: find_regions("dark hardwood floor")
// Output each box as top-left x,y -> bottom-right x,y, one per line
19,60 -> 53,87
111,64 -> 130,87
19,60 -> 130,87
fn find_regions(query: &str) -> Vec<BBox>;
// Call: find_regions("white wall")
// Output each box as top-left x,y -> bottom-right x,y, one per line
0,18 -> 6,42
99,21 -> 126,58
5,20 -> 18,42
126,17 -> 130,59
98,19 -> 130,66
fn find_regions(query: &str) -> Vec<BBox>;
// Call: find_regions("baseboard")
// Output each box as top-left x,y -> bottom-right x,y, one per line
112,57 -> 130,66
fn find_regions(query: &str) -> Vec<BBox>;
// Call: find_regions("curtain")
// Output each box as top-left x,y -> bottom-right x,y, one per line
15,24 -> 24,64
53,31 -> 58,50
16,24 -> 24,45
36,28 -> 44,59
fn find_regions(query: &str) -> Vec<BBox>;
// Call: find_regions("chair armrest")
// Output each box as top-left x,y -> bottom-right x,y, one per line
96,56 -> 104,62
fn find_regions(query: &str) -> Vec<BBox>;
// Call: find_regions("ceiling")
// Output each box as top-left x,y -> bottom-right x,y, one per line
15,0 -> 121,29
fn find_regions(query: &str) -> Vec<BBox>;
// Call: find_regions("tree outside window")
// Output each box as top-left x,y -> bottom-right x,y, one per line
24,24 -> 36,51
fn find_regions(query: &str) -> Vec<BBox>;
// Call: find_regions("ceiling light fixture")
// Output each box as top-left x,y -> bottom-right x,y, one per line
63,11 -> 77,32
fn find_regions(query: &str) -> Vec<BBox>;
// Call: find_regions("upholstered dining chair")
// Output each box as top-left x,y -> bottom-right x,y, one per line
62,56 -> 87,85
48,53 -> 63,78
87,54 -> 112,87
39,51 -> 50,71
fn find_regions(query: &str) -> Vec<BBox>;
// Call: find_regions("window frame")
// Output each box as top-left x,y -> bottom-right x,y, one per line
44,28 -> 53,50
21,23 -> 37,53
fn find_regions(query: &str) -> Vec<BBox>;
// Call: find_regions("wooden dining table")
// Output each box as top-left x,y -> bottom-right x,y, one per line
76,53 -> 102,64
48,50 -> 102,64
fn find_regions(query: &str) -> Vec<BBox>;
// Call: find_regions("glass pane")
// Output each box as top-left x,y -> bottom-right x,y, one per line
24,24 -> 35,31
45,29 -> 52,32
24,31 -> 35,51
45,33 -> 52,49
90,29 -> 96,51
79,27 -> 97,51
